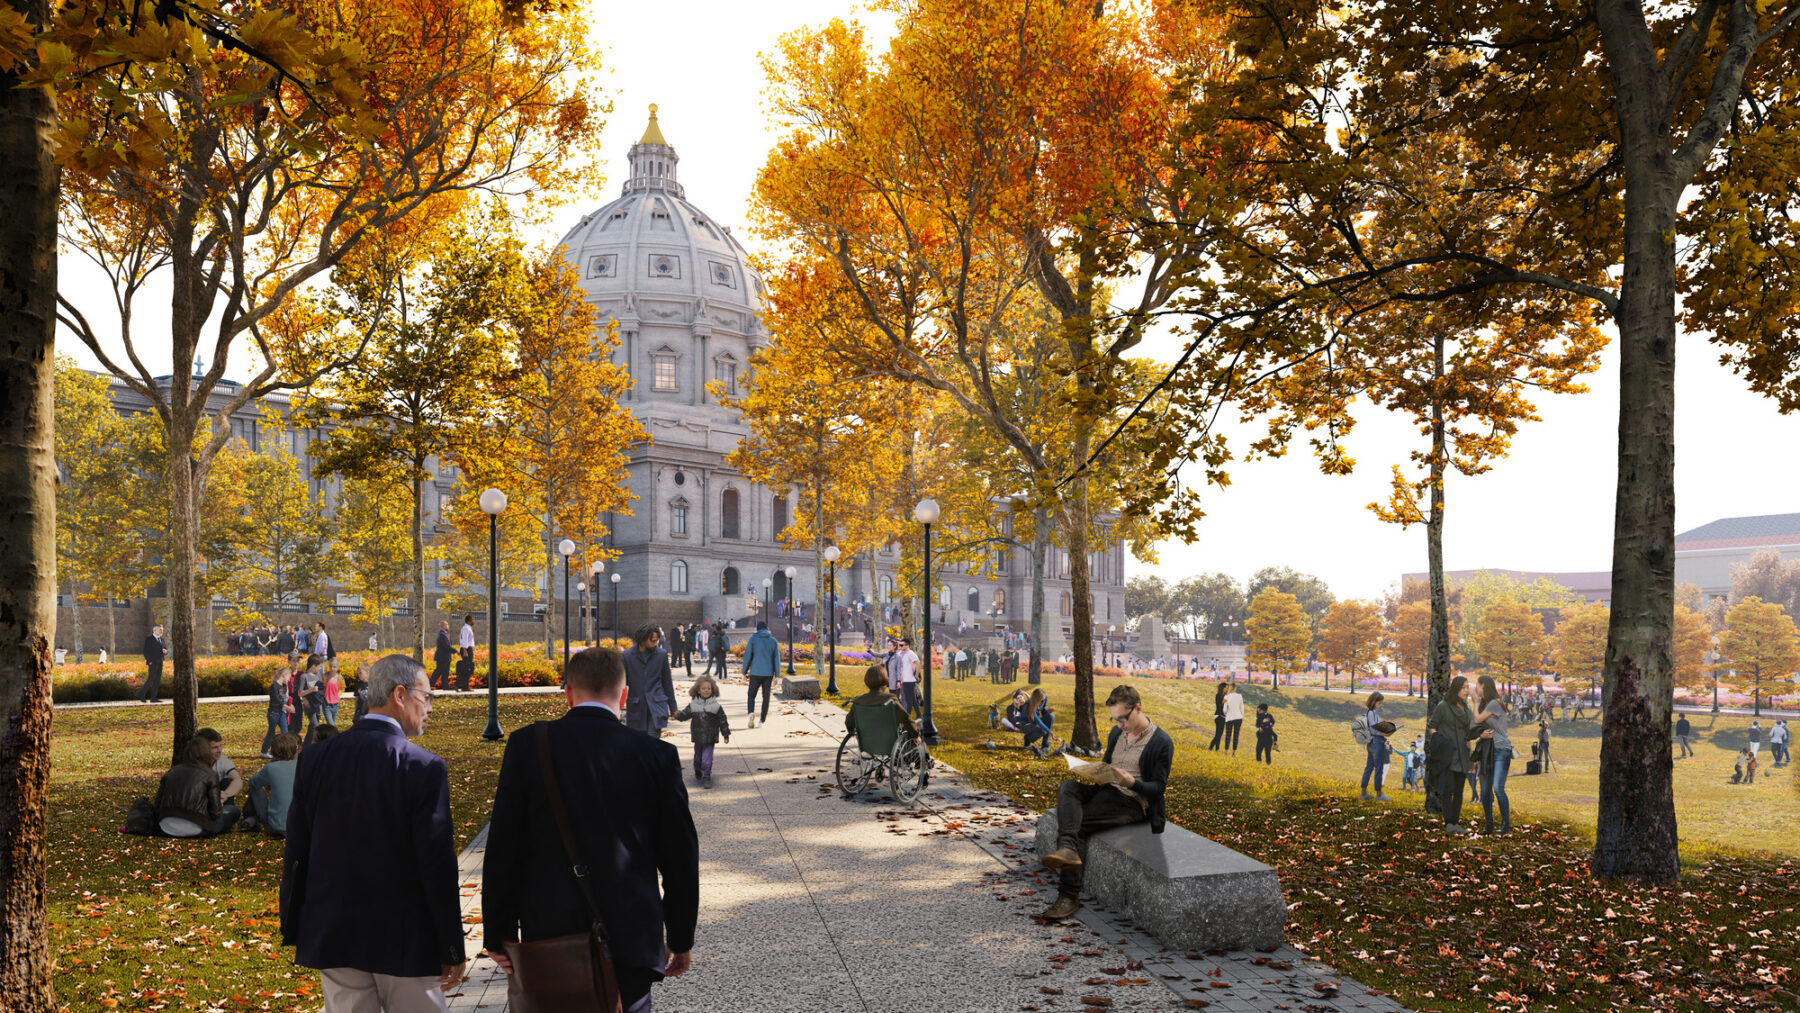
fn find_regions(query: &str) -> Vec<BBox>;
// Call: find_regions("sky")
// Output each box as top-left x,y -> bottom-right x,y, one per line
57,0 -> 1800,603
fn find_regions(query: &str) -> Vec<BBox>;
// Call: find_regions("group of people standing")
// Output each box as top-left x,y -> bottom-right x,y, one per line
1424,674 -> 1513,836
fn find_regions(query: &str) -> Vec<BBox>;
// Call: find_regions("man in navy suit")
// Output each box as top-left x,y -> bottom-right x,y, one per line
483,646 -> 699,1012
431,620 -> 454,690
280,655 -> 465,1011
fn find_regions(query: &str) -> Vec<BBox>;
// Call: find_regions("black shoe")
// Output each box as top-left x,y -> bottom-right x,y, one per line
702,776 -> 713,789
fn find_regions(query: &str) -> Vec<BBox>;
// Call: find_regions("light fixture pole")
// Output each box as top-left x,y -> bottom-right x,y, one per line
914,498 -> 940,746
824,546 -> 841,694
590,560 -> 605,644
784,565 -> 798,676
610,572 -> 621,644
558,538 -> 576,673
577,582 -> 587,645
478,489 -> 508,741
762,577 -> 772,627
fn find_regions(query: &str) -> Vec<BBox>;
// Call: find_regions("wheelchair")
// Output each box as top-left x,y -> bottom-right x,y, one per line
835,702 -> 930,805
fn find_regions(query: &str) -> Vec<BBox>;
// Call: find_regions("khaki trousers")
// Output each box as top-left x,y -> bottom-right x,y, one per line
321,967 -> 447,1013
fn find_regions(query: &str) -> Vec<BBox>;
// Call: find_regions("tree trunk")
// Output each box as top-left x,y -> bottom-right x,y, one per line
106,595 -> 116,656
411,462 -> 426,663
69,588 -> 81,663
1028,509 -> 1049,684
0,8 -> 61,999
1424,329 -> 1452,815
1590,10 -> 1680,882
165,413 -> 200,766
1068,477 -> 1099,752
543,536 -> 555,662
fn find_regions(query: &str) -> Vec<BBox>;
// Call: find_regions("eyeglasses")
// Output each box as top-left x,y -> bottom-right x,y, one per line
407,685 -> 434,702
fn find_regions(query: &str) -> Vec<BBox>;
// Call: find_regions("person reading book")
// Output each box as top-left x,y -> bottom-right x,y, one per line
1036,685 -> 1174,921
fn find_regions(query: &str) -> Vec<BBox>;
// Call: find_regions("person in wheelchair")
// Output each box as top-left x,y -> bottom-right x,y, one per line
839,667 -> 929,803
847,666 -> 919,743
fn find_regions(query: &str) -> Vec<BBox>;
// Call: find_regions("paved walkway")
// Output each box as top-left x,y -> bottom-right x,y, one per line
445,695 -> 1411,1013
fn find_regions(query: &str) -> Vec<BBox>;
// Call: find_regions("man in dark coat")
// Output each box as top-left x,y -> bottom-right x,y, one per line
280,655 -> 464,1009
622,625 -> 677,736
484,646 -> 698,1011
139,624 -> 167,702
275,624 -> 295,656
432,620 -> 454,690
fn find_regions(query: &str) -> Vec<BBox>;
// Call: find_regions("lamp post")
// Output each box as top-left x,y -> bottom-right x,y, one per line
589,561 -> 604,644
478,489 -> 507,741
558,538 -> 576,673
784,565 -> 798,676
914,498 -> 940,746
824,546 -> 841,694
1108,624 -> 1117,668
761,577 -> 772,627
609,572 -> 620,644
577,582 -> 587,645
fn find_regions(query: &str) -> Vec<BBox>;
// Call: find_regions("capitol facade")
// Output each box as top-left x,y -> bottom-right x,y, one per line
557,107 -> 1128,642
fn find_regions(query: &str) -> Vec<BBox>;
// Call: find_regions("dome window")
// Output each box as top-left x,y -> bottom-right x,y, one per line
649,254 -> 681,278
586,254 -> 615,279
708,261 -> 735,288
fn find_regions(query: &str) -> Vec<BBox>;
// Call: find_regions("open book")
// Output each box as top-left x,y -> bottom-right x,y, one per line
1063,752 -> 1121,785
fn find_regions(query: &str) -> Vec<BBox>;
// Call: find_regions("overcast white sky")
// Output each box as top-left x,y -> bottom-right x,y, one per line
58,0 -> 1800,602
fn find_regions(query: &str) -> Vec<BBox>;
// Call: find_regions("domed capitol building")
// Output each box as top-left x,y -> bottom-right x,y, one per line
556,106 -> 1127,642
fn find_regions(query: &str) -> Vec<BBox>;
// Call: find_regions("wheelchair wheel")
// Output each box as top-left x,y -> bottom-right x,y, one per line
890,736 -> 930,806
836,731 -> 874,797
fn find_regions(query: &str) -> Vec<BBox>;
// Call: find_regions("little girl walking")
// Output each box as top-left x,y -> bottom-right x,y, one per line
674,675 -> 732,789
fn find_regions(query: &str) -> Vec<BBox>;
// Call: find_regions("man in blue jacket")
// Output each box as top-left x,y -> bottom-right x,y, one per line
280,655 -> 464,1010
742,621 -> 782,727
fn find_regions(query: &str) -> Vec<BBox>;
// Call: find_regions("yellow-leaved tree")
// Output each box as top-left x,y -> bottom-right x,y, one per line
1552,603 -> 1611,706
1318,600 -> 1385,694
1475,598 -> 1548,692
1246,588 -> 1311,684
1718,597 -> 1800,717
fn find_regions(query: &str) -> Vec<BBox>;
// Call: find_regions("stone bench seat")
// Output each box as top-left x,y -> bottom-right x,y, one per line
779,676 -> 821,700
1036,810 -> 1285,951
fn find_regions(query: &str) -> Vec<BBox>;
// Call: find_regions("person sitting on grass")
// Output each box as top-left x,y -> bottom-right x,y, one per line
998,690 -> 1028,733
1037,685 -> 1173,922
1731,748 -> 1757,784
1023,689 -> 1057,757
242,733 -> 301,836
845,666 -> 920,743
155,735 -> 225,838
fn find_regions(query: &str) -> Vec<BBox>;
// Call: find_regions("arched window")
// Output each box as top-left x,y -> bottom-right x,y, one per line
773,569 -> 789,601
721,488 -> 740,539
967,588 -> 980,612
993,589 -> 1006,612
772,495 -> 788,538
722,567 -> 740,596
938,586 -> 950,608
1060,591 -> 1072,617
879,575 -> 893,601
671,560 -> 689,594
670,498 -> 689,536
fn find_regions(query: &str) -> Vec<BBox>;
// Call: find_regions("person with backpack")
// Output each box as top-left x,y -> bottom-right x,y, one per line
1359,691 -> 1386,799
1366,720 -> 1397,801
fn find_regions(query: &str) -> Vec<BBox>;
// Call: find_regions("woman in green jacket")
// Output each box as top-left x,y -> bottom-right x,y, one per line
1427,675 -> 1493,835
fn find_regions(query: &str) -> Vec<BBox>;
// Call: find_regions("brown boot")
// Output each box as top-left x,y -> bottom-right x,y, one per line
1041,845 -> 1083,870
1038,895 -> 1082,920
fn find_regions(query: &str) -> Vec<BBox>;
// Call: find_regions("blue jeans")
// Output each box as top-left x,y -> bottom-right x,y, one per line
1361,741 -> 1383,793
321,702 -> 339,727
1481,748 -> 1513,832
260,711 -> 287,755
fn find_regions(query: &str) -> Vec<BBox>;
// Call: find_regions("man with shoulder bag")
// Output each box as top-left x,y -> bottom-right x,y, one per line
484,646 -> 700,1012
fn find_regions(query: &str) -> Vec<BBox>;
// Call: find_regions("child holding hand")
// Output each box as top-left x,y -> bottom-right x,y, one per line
674,675 -> 731,789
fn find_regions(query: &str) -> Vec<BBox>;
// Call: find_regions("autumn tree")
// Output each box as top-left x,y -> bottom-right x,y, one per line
1457,573 -> 1577,668
334,478 -> 416,649
1475,598 -> 1547,691
1246,567 -> 1335,638
1552,603 -> 1611,705
1246,588 -> 1311,682
1390,599 -> 1453,697
53,362 -> 140,660
431,482 -> 551,620
1672,605 -> 1714,697
1318,600 -> 1385,693
219,413 -> 336,627
1718,596 -> 1800,717
1726,550 -> 1800,618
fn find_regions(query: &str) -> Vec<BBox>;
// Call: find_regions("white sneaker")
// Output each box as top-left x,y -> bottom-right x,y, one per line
749,715 -> 759,729
1375,794 -> 1394,802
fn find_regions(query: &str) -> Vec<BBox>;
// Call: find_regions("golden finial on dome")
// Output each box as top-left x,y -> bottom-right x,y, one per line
640,103 -> 668,146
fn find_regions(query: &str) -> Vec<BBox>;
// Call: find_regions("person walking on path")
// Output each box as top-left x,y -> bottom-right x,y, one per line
1208,681 -> 1226,751
1037,685 -> 1174,921
1675,714 -> 1694,758
742,621 -> 781,728
683,623 -> 698,677
1427,675 -> 1494,836
1360,691 -> 1386,798
280,654 -> 465,1011
432,620 -> 453,690
139,624 -> 167,702
897,638 -> 922,717
672,675 -> 731,788
1474,674 -> 1514,835
456,615 -> 476,691
1254,704 -> 1277,764
623,626 -> 678,737
1222,680 -> 1245,753
483,647 -> 699,1013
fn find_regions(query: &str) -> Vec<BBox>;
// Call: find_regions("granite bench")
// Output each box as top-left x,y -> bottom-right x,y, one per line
780,676 -> 821,700
1035,811 -> 1285,951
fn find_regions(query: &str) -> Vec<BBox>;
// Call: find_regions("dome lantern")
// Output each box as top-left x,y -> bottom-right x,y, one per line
625,103 -> 683,198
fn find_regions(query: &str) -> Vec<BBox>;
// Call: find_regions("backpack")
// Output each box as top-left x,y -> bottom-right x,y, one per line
1351,713 -> 1372,746
121,796 -> 157,836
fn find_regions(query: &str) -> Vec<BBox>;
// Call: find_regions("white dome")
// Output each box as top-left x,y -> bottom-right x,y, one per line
558,104 -> 764,345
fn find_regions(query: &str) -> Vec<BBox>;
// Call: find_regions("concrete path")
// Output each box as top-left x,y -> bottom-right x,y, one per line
445,695 -> 1411,1013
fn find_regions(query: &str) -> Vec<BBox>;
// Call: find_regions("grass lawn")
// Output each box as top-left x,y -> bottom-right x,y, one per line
47,696 -> 565,1012
843,668 -> 1800,1013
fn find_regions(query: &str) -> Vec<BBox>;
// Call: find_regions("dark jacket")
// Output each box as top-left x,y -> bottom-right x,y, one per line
622,645 -> 676,734
1429,700 -> 1485,775
673,696 -> 731,746
434,629 -> 454,662
482,709 -> 699,1004
742,629 -> 781,677
847,691 -> 919,741
275,630 -> 295,655
143,634 -> 166,665
280,718 -> 463,977
154,762 -> 220,832
1103,723 -> 1174,834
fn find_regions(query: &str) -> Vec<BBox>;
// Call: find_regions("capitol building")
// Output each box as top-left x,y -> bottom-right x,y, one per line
559,107 -> 1128,642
